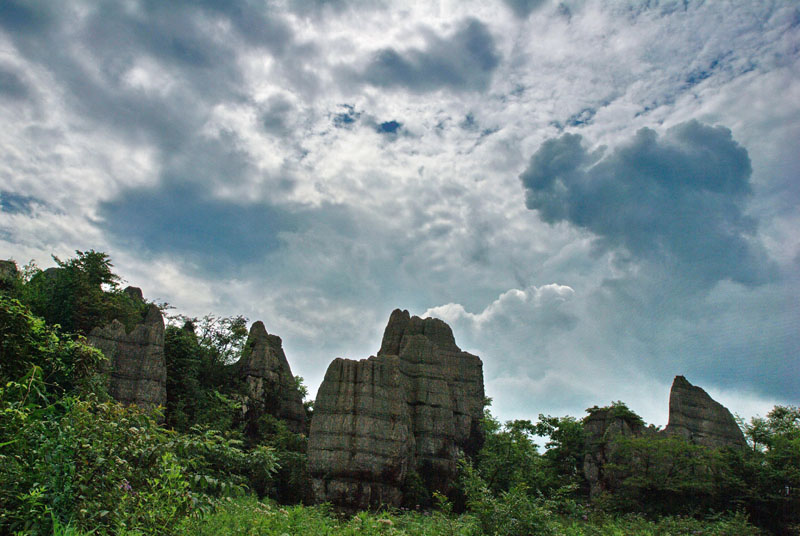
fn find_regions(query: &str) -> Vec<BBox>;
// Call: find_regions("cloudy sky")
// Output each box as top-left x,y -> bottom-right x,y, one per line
1,0 -> 798,427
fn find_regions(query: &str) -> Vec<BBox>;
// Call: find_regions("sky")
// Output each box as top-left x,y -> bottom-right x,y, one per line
1,0 -> 798,428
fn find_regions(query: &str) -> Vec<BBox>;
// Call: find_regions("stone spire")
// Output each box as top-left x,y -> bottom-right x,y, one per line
664,375 -> 746,449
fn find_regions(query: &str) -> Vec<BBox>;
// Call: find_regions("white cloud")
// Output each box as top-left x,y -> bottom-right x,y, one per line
425,283 -> 575,328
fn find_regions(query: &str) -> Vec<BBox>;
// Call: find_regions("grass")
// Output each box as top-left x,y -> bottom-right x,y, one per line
174,497 -> 764,536
45,497 -> 765,536
176,496 -> 478,535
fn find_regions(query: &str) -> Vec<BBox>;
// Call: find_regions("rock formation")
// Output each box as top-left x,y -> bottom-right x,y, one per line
308,309 -> 485,510
235,321 -> 307,435
89,302 -> 167,408
583,376 -> 746,497
0,259 -> 18,290
664,375 -> 746,449
124,285 -> 144,302
583,405 -> 645,497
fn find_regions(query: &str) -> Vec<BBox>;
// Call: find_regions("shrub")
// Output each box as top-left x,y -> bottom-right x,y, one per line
461,461 -> 556,536
1,393 -> 279,535
0,295 -> 106,395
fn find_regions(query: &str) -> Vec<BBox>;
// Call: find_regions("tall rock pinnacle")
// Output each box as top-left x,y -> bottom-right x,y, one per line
664,375 -> 746,449
308,309 -> 485,510
89,303 -> 167,409
236,321 -> 307,434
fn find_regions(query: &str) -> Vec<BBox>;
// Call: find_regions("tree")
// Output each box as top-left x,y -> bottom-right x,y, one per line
0,295 -> 106,395
716,406 -> 800,533
476,411 -> 549,496
163,317 -> 245,433
20,250 -> 144,334
605,433 -> 720,515
535,414 -> 586,491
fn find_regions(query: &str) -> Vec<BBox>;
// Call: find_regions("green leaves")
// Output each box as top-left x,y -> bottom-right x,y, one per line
19,250 -> 145,335
0,296 -> 107,401
585,401 -> 645,427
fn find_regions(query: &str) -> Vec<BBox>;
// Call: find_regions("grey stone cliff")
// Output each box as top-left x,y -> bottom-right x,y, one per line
308,309 -> 485,510
89,303 -> 167,408
235,321 -> 307,435
663,375 -> 747,449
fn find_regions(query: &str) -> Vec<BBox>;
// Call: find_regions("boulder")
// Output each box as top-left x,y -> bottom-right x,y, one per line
663,375 -> 746,449
308,309 -> 485,510
89,303 -> 167,408
236,321 -> 307,435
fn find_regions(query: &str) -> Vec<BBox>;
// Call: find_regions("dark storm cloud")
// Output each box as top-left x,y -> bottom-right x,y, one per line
521,120 -> 774,287
360,18 -> 500,93
0,0 -> 335,277
503,0 -> 547,18
289,0 -> 355,15
190,0 -> 295,52
0,1 -> 55,33
99,182 -> 299,274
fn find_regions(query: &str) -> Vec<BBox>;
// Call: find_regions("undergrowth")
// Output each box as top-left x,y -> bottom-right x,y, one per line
171,496 -> 764,536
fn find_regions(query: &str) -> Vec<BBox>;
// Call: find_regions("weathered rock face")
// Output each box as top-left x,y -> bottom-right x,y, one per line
308,309 -> 485,510
664,375 -> 746,449
380,310 -> 485,494
583,407 -> 645,498
236,321 -> 306,435
89,303 -> 167,408
307,355 -> 414,509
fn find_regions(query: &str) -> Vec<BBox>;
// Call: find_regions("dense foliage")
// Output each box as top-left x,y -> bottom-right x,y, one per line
17,251 -> 146,335
0,254 -> 284,535
1,251 -> 797,535
161,313 -> 310,503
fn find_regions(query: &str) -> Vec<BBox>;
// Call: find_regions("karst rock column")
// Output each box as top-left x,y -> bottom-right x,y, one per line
89,297 -> 166,408
308,309 -> 485,510
235,321 -> 307,434
663,375 -> 746,449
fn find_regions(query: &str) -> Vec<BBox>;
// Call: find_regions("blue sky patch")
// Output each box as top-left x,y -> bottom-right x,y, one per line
376,120 -> 402,134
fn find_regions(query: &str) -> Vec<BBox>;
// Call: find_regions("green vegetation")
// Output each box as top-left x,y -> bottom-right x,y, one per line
18,251 -> 146,335
1,251 -> 797,535
586,401 -> 645,427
